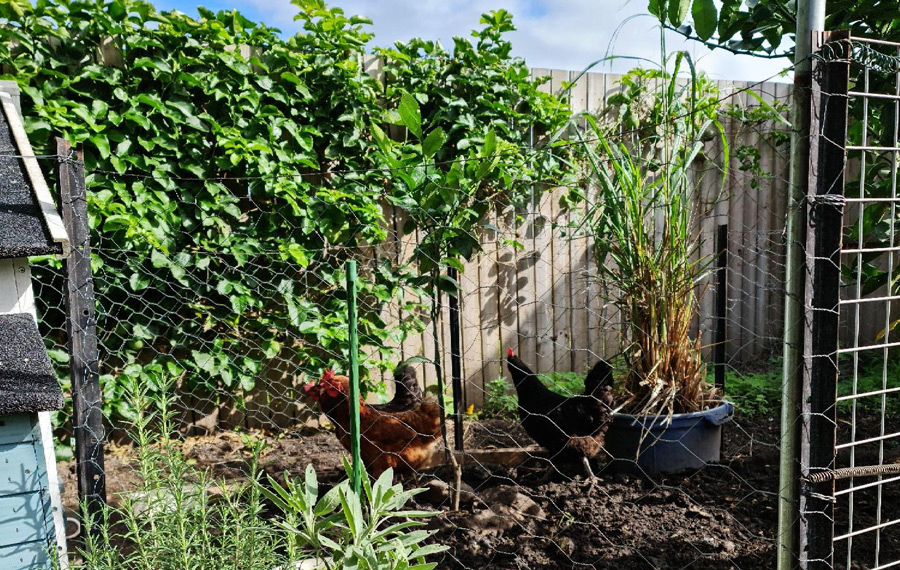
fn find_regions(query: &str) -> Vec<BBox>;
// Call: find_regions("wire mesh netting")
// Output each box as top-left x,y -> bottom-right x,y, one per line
801,34 -> 900,570
13,68 -> 815,570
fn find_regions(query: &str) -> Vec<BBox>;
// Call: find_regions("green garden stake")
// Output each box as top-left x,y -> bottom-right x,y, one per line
346,260 -> 363,495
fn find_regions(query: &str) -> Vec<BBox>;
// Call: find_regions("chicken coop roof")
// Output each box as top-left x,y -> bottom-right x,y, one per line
0,88 -> 68,260
0,313 -> 64,415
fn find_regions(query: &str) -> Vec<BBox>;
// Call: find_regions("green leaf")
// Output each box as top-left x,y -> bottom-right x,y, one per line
437,274 -> 460,295
398,92 -> 422,138
338,488 -> 364,538
191,350 -> 216,374
481,129 -> 497,158
90,134 -> 110,159
128,272 -> 151,291
691,0 -> 718,40
256,76 -> 274,91
443,257 -> 465,272
150,249 -> 169,268
422,127 -> 446,159
133,56 -> 172,74
667,0 -> 690,26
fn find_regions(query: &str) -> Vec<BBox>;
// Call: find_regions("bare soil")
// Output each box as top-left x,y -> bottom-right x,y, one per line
58,412 -> 899,570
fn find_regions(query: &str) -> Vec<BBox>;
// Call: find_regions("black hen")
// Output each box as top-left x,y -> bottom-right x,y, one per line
369,364 -> 423,413
584,359 -> 615,406
506,348 -> 614,479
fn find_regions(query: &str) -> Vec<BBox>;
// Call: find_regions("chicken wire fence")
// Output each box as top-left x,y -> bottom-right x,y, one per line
24,76 -> 810,569
792,33 -> 900,570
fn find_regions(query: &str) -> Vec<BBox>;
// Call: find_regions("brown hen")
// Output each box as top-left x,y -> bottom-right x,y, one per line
304,369 -> 442,477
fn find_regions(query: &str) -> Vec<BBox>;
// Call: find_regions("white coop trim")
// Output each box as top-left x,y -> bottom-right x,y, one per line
0,90 -> 70,258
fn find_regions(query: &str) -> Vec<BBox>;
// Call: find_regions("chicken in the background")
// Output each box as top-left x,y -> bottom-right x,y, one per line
369,364 -> 423,413
506,348 -> 614,481
303,369 -> 442,478
584,358 -> 615,408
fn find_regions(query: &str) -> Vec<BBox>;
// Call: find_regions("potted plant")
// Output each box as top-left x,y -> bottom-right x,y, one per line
572,54 -> 734,473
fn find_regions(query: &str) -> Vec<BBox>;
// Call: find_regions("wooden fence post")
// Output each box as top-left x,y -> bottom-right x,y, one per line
800,30 -> 850,569
56,138 -> 106,531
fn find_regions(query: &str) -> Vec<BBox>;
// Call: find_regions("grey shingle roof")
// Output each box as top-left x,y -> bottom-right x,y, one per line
0,104 -> 62,259
0,313 -> 64,414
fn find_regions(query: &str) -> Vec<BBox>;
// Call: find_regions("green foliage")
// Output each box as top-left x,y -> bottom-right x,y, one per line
261,464 -> 447,569
372,93 -> 501,276
841,357 -> 900,418
538,371 -> 585,397
649,0 -> 792,54
650,0 -> 900,58
375,9 -> 575,246
481,377 -> 518,419
75,379 -> 286,570
481,372 -> 590,419
714,368 -> 782,418
724,91 -> 791,190
842,58 -> 900,302
2,0 -> 408,419
0,0 -> 573,425
720,356 -> 900,419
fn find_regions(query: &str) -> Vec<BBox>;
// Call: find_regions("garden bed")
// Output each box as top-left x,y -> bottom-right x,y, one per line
58,412 -> 898,569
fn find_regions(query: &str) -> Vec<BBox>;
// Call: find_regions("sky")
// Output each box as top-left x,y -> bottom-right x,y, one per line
153,0 -> 794,84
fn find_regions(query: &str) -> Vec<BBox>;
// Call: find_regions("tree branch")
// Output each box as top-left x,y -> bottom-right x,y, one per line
665,24 -> 793,60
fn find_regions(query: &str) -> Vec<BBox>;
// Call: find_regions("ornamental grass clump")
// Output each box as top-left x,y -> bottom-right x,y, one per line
576,53 -> 728,419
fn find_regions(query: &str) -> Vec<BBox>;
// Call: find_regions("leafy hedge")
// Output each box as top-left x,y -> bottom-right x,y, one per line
0,0 -> 572,424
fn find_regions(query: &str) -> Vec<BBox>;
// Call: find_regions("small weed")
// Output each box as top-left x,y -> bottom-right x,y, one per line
481,378 -> 518,419
837,356 -> 900,418
714,368 -> 782,418
480,371 -> 588,420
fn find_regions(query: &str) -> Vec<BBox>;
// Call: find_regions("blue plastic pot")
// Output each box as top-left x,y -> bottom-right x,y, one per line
603,401 -> 735,474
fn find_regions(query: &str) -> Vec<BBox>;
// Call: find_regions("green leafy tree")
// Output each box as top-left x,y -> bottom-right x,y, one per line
376,9 -> 575,224
371,8 -> 575,315
0,0 -> 575,426
648,0 -> 900,59
0,0 -> 423,421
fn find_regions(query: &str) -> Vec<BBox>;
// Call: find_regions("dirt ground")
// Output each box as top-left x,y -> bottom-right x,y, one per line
58,411 -> 899,570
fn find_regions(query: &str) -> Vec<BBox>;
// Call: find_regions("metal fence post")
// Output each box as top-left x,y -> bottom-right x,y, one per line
447,267 -> 464,452
346,260 -> 362,494
56,138 -> 106,531
777,0 -> 827,563
714,223 -> 728,392
800,30 -> 851,570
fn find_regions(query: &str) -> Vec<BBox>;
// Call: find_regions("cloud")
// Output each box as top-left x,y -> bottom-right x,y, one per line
166,0 -> 793,83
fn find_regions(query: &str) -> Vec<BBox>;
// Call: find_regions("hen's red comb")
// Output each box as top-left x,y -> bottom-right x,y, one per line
508,347 -> 514,357
322,369 -> 336,381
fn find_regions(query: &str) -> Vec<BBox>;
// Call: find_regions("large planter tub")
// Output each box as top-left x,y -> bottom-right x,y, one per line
603,401 -> 735,474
